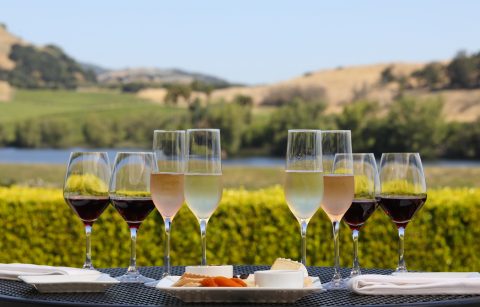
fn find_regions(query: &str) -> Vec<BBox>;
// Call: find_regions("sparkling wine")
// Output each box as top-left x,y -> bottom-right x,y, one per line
64,195 -> 110,226
110,196 -> 155,228
184,173 -> 222,219
285,170 -> 324,220
377,195 -> 427,228
343,199 -> 378,231
150,172 -> 184,219
321,174 -> 355,221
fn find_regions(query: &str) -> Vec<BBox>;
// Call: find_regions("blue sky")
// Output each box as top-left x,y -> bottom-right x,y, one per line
1,1 -> 479,84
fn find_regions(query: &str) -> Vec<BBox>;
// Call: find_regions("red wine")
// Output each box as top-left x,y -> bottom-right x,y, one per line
343,199 -> 378,231
377,195 -> 427,228
110,196 -> 155,228
64,196 -> 110,226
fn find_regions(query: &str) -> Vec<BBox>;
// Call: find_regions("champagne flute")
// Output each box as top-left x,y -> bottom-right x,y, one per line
185,129 -> 223,265
110,152 -> 156,283
284,130 -> 323,266
63,152 -> 111,269
377,153 -> 427,272
320,130 -> 354,290
151,130 -> 185,277
340,153 -> 379,277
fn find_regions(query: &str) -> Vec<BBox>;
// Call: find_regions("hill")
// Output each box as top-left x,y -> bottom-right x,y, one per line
97,67 -> 230,87
0,24 -> 96,89
1,24 -> 231,90
205,62 -> 480,122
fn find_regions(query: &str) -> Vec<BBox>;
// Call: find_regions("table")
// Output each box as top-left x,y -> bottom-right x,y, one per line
0,266 -> 478,306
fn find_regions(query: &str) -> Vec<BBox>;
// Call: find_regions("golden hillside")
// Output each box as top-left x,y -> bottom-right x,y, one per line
0,24 -> 24,70
206,63 -> 480,122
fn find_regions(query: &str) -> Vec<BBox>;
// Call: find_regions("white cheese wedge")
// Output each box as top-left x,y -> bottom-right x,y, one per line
270,258 -> 309,277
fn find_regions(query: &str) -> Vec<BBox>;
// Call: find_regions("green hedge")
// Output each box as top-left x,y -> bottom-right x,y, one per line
0,186 -> 478,271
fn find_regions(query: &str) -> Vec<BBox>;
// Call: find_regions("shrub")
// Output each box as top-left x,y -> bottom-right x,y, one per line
0,186 -> 478,271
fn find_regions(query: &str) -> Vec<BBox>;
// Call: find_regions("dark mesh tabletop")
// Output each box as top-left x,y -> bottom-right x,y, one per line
0,266 -> 478,306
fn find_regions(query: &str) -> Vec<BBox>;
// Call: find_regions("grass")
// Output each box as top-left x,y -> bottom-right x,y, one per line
0,89 -> 185,129
1,163 -> 479,190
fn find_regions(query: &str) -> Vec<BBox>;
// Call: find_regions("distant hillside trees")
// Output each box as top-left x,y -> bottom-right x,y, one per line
0,44 -> 96,89
447,51 -> 480,89
409,50 -> 480,90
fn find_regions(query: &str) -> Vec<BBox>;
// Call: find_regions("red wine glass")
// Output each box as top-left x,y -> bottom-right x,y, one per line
63,152 -> 111,269
378,153 -> 427,272
109,152 -> 156,283
340,153 -> 379,277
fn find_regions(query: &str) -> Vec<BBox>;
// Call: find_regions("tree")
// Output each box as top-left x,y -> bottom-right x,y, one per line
13,120 -> 42,148
266,99 -> 331,155
376,97 -> 446,159
447,51 -> 479,89
165,84 -> 192,105
82,115 -> 113,147
380,66 -> 396,84
190,80 -> 214,97
336,101 -> 380,154
121,82 -> 146,93
39,118 -> 75,148
412,62 -> 446,89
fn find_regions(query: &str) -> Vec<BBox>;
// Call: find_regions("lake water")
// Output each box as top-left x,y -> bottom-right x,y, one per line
0,148 -> 284,166
0,147 -> 479,167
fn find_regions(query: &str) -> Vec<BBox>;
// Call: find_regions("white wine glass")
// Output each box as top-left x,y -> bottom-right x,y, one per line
151,130 -> 185,277
63,152 -> 111,269
321,130 -> 354,290
109,152 -> 156,283
340,153 -> 379,277
185,129 -> 223,266
284,130 -> 323,266
377,153 -> 427,272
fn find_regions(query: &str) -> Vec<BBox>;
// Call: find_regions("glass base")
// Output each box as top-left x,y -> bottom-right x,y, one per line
116,271 -> 155,283
322,278 -> 348,290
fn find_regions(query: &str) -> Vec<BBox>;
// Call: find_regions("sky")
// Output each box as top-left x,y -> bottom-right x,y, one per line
1,0 -> 479,84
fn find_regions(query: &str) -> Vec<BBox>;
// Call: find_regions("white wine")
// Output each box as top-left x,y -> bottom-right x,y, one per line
150,172 -> 184,219
321,174 -> 355,222
184,173 -> 223,219
284,171 -> 324,220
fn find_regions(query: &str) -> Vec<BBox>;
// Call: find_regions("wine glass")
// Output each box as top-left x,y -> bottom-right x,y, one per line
320,130 -> 354,290
340,153 -> 379,277
151,130 -> 185,277
377,153 -> 427,272
110,152 -> 156,283
184,129 -> 223,265
63,152 -> 111,269
284,130 -> 323,266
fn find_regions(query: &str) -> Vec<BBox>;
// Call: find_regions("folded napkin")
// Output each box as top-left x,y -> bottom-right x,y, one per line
348,272 -> 480,295
0,264 -> 101,281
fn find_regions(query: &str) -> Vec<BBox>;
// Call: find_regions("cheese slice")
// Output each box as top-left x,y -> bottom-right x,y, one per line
270,258 -> 309,277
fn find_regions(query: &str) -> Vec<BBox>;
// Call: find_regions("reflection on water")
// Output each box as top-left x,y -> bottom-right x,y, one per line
0,148 -> 479,167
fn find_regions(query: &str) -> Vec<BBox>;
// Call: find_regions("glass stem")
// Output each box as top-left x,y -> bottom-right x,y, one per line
163,218 -> 172,277
200,219 -> 208,266
397,226 -> 407,272
300,219 -> 308,265
351,229 -> 361,276
332,221 -> 342,284
83,225 -> 93,269
127,227 -> 138,273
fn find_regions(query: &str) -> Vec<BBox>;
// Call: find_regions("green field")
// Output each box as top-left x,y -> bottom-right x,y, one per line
1,163 -> 479,190
0,89 -> 182,123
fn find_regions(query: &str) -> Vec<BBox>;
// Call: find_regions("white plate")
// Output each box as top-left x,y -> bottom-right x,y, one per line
155,276 -> 324,303
18,274 -> 120,293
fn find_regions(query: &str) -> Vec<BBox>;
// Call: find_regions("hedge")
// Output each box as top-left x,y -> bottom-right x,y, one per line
0,186 -> 478,271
